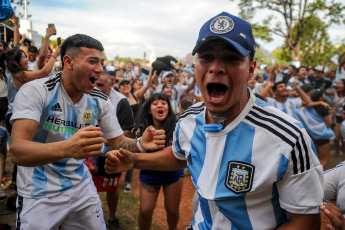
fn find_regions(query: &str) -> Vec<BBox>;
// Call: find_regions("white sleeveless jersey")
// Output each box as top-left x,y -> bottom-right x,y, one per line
173,92 -> 323,229
11,73 -> 123,199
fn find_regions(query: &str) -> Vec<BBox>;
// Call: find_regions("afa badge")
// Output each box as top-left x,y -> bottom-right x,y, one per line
226,161 -> 255,194
83,109 -> 94,122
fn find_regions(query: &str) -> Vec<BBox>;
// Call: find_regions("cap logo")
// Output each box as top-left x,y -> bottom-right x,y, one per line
210,16 -> 234,34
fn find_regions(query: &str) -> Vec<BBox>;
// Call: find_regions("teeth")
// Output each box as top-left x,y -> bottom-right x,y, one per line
211,96 -> 223,100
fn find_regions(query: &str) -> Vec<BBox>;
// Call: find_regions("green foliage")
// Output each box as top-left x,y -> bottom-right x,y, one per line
229,0 -> 345,60
272,47 -> 290,64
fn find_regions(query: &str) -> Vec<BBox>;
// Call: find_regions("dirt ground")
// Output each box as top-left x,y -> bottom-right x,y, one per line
1,150 -> 344,229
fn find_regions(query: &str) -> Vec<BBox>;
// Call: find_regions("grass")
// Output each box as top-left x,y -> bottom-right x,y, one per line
98,183 -> 158,230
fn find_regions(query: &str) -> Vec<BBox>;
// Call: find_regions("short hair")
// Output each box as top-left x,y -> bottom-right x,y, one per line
60,34 -> 103,67
272,81 -> 285,91
101,71 -> 111,83
162,83 -> 173,91
27,46 -> 38,54
298,65 -> 308,72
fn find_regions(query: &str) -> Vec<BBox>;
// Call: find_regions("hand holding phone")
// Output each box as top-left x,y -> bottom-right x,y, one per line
57,37 -> 61,46
48,23 -> 56,35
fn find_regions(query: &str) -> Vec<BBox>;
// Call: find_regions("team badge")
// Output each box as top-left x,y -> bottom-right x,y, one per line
83,109 -> 94,122
210,16 -> 234,34
226,161 -> 255,194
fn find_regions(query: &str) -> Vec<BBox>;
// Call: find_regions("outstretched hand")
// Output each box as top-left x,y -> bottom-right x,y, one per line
320,202 -> 345,230
104,148 -> 136,174
141,126 -> 166,151
66,125 -> 104,159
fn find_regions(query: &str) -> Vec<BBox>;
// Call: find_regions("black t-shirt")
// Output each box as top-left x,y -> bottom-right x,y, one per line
314,104 -> 330,117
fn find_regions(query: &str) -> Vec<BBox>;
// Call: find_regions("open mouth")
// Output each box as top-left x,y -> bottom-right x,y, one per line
157,109 -> 164,114
207,83 -> 227,100
90,77 -> 98,85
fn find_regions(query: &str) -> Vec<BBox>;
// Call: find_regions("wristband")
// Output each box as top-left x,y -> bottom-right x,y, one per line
52,55 -> 57,59
136,137 -> 145,152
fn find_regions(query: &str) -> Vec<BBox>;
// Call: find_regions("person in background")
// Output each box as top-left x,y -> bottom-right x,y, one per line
332,79 -> 345,156
118,69 -> 155,193
295,87 -> 334,168
135,93 -> 183,230
94,71 -> 135,230
162,83 -> 180,117
0,126 -> 8,199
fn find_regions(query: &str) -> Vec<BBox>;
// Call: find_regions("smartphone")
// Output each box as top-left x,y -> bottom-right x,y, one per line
57,37 -> 61,46
48,23 -> 56,35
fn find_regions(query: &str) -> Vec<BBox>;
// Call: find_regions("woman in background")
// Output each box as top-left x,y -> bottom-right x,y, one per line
136,93 -> 183,230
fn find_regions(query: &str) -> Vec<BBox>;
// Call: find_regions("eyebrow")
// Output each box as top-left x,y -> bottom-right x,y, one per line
88,57 -> 104,62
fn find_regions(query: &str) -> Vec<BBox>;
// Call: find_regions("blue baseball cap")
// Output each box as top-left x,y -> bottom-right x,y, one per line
192,12 -> 256,58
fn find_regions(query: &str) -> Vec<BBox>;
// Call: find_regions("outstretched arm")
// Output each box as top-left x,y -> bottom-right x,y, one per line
107,126 -> 166,152
277,212 -> 320,230
36,26 -> 56,69
104,146 -> 186,174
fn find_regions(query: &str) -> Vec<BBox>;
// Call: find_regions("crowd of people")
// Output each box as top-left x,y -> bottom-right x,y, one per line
0,11 -> 345,230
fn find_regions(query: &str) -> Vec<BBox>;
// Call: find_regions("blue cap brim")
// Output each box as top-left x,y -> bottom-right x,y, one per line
192,36 -> 251,57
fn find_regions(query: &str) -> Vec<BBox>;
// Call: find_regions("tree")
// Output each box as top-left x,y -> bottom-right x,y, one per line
230,0 -> 345,61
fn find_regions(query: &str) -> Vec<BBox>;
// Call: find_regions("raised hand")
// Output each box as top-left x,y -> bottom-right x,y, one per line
140,126 -> 166,150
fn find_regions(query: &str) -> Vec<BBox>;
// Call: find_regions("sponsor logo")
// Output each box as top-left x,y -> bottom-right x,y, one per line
44,116 -> 90,134
51,103 -> 62,112
226,161 -> 255,193
210,16 -> 234,34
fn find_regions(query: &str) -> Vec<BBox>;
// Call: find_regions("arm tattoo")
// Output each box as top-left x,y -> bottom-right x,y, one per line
118,136 -> 138,152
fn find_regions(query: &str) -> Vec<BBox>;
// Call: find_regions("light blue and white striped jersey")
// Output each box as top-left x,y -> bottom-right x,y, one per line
173,92 -> 323,229
266,97 -> 302,118
11,73 -> 123,199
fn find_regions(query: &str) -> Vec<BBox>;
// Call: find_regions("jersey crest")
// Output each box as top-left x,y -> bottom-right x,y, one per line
82,108 -> 94,122
226,161 -> 255,194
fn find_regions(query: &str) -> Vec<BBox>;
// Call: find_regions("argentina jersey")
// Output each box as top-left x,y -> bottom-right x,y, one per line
266,97 -> 302,118
11,73 -> 123,199
173,92 -> 323,229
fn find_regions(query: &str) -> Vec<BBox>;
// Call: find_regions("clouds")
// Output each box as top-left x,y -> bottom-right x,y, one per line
25,0 -> 344,60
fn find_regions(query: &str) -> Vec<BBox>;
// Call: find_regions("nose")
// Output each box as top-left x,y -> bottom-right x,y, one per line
95,62 -> 103,74
209,58 -> 225,75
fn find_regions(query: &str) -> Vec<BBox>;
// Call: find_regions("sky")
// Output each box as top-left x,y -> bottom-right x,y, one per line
17,0 -> 345,61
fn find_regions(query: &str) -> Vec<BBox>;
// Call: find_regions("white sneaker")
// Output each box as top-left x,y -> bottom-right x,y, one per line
124,184 -> 131,193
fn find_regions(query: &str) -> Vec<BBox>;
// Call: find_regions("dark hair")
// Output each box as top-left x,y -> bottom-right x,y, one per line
6,48 -> 27,78
272,81 -> 285,91
27,46 -> 38,54
338,79 -> 345,96
297,65 -> 308,72
135,93 -> 176,145
162,83 -> 173,91
60,34 -> 104,67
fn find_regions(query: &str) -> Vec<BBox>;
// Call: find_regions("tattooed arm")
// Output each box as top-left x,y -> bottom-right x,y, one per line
108,135 -> 138,152
108,126 -> 166,152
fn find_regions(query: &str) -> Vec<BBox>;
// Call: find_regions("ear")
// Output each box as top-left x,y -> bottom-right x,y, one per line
248,60 -> 257,81
63,55 -> 73,70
